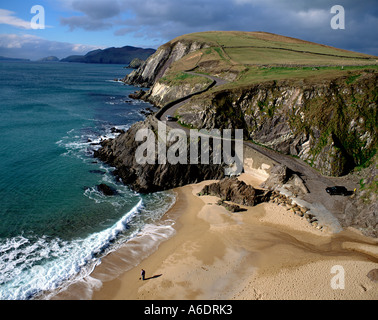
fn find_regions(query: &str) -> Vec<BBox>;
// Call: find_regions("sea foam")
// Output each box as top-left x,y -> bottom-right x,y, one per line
0,200 -> 143,300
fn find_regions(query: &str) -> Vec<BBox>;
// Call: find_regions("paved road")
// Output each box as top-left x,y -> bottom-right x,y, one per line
156,71 -> 355,232
157,72 -> 228,129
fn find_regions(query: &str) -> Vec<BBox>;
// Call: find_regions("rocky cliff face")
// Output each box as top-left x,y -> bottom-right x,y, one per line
146,81 -> 210,108
94,117 -> 225,193
125,40 -> 209,87
178,71 -> 377,176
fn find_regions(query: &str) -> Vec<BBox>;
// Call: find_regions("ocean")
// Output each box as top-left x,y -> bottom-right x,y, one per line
0,61 -> 176,300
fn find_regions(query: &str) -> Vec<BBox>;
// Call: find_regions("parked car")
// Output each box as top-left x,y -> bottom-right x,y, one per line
326,186 -> 348,196
165,115 -> 174,121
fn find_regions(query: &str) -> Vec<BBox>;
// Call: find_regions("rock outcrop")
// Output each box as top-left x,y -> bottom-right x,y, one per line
124,40 -> 210,87
97,184 -> 117,196
200,177 -> 272,207
261,164 -> 309,196
94,117 -> 225,193
127,58 -> 145,69
146,81 -> 211,108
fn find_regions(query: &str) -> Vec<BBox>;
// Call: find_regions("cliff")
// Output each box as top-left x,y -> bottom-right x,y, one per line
94,116 -> 225,193
124,39 -> 210,87
124,34 -> 377,175
177,70 -> 377,177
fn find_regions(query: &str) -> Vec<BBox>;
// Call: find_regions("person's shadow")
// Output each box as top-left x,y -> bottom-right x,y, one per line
144,274 -> 163,281
140,274 -> 163,281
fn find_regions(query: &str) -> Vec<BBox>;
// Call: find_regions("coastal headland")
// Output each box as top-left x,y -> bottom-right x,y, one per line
58,31 -> 378,300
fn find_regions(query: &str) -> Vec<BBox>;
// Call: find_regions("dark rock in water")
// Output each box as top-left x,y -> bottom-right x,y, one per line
140,107 -> 156,117
90,170 -> 106,175
129,89 -> 147,100
38,56 -> 59,62
110,127 -> 126,135
367,269 -> 378,283
97,184 -> 117,196
201,177 -> 272,207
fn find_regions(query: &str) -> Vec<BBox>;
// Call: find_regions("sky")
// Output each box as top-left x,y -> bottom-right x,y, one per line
0,0 -> 377,60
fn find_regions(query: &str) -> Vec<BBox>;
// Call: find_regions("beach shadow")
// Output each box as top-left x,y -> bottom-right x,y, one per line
144,274 -> 163,281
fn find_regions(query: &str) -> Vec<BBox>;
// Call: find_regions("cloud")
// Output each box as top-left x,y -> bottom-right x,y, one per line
71,0 -> 122,19
0,9 -> 32,29
59,0 -> 123,31
0,34 -> 102,60
60,15 -> 113,31
58,0 -> 378,55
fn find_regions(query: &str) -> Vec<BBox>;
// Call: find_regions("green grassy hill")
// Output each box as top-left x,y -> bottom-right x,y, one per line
164,31 -> 377,88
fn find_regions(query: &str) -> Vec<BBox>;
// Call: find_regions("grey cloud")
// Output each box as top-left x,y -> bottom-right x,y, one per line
71,0 -> 122,19
60,0 -> 378,55
60,15 -> 113,31
60,0 -> 122,31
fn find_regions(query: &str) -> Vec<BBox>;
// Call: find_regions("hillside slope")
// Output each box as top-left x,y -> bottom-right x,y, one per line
61,46 -> 156,64
125,31 -> 377,85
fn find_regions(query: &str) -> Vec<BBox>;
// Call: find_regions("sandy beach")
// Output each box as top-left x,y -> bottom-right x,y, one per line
73,173 -> 377,301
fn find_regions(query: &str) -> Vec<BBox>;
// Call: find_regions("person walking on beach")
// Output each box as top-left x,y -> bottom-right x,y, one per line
141,269 -> 146,281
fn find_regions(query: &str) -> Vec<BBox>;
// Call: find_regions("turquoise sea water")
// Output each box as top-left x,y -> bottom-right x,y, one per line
0,61 -> 175,300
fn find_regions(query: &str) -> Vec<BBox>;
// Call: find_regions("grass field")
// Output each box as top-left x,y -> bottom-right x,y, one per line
224,64 -> 378,89
163,31 -> 378,87
159,71 -> 212,86
172,31 -> 376,60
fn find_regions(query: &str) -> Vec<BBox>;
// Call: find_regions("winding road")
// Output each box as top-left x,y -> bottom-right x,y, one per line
157,72 -> 228,129
155,71 -> 357,232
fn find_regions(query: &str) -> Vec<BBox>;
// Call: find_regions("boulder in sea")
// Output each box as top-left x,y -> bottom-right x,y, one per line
97,184 -> 117,196
129,89 -> 147,100
110,127 -> 126,135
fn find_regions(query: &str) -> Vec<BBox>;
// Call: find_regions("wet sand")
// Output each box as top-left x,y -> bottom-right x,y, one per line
87,175 -> 377,300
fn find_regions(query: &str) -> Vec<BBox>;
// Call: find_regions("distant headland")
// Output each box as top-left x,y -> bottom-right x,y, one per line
60,46 -> 156,65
